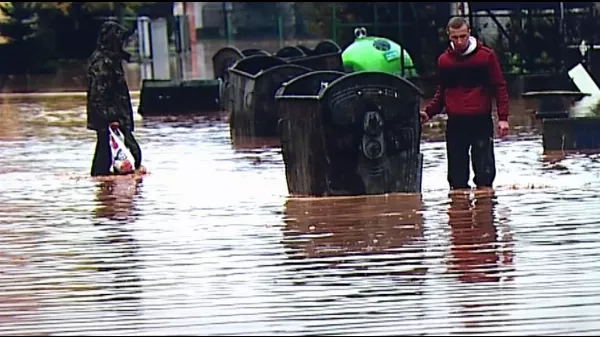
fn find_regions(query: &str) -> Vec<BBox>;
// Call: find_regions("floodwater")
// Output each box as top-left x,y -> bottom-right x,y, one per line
1,92 -> 600,336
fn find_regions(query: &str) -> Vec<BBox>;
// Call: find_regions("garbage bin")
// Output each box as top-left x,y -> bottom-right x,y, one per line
542,116 -> 600,152
228,54 -> 311,138
275,70 -> 346,196
342,28 -> 418,78
212,46 -> 245,82
212,46 -> 246,110
290,40 -> 344,72
275,46 -> 306,60
319,71 -> 424,195
138,78 -> 223,116
295,45 -> 314,56
241,48 -> 271,57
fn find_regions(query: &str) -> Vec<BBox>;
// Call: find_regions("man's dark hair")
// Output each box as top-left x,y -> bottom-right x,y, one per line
447,16 -> 470,30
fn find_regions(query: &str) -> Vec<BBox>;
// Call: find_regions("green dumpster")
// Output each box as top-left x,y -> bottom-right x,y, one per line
342,27 -> 417,78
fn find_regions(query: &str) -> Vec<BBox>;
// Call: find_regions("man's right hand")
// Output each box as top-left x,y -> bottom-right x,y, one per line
419,111 -> 429,124
109,121 -> 120,129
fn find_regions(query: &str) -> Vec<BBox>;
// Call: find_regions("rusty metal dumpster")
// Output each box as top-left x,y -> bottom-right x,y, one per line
289,40 -> 344,72
212,46 -> 245,82
138,78 -> 223,116
241,48 -> 270,57
275,46 -> 306,60
277,71 -> 425,196
275,70 -> 346,196
227,54 -> 311,138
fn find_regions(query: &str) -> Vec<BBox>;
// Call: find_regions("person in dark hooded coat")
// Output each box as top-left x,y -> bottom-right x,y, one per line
87,20 -> 143,177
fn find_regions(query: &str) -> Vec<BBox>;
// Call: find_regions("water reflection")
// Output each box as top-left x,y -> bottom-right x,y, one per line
282,193 -> 427,280
94,177 -> 143,223
228,130 -> 282,167
444,189 -> 516,334
231,135 -> 281,153
542,150 -> 600,164
0,225 -> 42,335
0,98 -> 21,141
447,189 -> 514,284
140,112 -> 227,128
90,178 -> 143,318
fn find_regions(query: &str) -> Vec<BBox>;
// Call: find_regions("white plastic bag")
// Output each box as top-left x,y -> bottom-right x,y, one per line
109,127 -> 136,174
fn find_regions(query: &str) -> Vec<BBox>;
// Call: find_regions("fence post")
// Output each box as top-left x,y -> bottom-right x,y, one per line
398,3 -> 405,77
223,2 -> 233,44
278,15 -> 284,48
373,3 -> 379,35
332,4 -> 337,43
137,16 -> 153,83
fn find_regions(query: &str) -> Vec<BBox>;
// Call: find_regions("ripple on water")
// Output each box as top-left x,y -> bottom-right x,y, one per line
0,100 -> 600,335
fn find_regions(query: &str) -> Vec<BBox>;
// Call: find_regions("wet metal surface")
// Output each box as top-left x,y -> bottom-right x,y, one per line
1,95 -> 600,336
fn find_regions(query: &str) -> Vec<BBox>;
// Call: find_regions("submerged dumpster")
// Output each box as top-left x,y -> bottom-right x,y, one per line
276,70 -> 346,196
138,78 -> 223,116
522,67 -> 600,153
277,71 -> 425,197
275,46 -> 306,59
289,40 -> 344,72
542,117 -> 600,152
523,90 -> 600,152
212,46 -> 272,103
241,48 -> 270,57
228,54 -> 311,138
212,46 -> 245,82
212,46 -> 245,110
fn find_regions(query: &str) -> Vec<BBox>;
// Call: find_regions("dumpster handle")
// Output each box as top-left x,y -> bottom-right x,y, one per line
226,82 -> 234,103
277,118 -> 286,141
244,92 -> 253,108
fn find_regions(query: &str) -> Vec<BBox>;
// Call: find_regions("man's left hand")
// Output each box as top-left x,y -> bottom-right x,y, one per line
498,121 -> 509,138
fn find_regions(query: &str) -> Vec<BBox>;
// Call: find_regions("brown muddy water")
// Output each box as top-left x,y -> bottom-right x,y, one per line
1,39 -> 600,335
1,93 -> 600,336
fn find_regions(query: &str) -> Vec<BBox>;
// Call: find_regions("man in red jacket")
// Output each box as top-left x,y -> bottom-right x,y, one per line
420,16 -> 510,190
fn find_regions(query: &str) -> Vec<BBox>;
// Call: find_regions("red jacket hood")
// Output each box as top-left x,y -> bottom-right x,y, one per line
446,37 -> 483,57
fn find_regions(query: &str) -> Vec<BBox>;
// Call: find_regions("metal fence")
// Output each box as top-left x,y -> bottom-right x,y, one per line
117,2 -> 600,79
323,2 -> 598,76
195,3 -> 300,45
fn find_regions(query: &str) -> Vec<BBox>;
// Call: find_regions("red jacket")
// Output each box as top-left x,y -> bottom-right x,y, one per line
424,39 -> 509,121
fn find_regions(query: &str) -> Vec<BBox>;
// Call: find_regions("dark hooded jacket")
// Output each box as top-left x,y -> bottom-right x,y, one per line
86,21 -> 135,131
